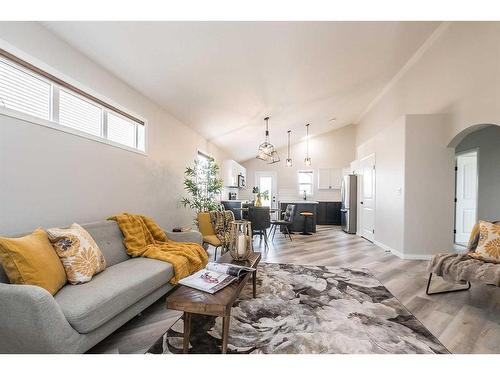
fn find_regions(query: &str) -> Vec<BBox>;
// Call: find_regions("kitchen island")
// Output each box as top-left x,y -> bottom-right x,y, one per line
279,201 -> 318,233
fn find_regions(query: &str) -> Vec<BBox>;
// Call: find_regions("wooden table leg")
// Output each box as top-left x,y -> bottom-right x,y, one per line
252,270 -> 257,298
222,315 -> 230,354
183,312 -> 191,354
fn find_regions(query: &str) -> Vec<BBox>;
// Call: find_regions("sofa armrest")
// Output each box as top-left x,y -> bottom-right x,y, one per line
165,230 -> 203,245
0,283 -> 80,353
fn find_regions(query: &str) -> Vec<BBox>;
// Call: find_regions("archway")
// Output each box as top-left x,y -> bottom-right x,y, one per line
447,123 -> 499,148
447,124 -> 500,246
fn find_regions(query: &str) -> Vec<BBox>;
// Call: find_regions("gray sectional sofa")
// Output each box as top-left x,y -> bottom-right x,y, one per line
0,220 -> 202,354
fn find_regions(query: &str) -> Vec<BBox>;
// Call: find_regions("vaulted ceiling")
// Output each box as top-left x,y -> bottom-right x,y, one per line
42,21 -> 440,161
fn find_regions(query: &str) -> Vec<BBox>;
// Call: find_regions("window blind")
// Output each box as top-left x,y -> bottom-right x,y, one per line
59,89 -> 102,136
107,112 -> 136,148
0,57 -> 51,120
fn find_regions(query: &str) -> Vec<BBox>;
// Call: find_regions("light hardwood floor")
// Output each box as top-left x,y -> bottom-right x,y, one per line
88,225 -> 500,354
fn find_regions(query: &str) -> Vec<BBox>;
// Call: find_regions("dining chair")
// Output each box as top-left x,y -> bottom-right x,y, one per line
270,204 -> 296,241
197,212 -> 223,260
241,202 -> 254,221
248,206 -> 271,249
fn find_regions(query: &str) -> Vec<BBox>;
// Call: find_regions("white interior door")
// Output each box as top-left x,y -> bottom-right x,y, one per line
255,171 -> 278,209
455,150 -> 478,245
360,154 -> 376,242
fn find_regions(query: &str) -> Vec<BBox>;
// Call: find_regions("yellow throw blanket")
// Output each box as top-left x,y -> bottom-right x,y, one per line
108,213 -> 208,284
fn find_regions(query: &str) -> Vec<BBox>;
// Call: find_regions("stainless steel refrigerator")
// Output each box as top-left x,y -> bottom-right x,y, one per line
340,174 -> 357,234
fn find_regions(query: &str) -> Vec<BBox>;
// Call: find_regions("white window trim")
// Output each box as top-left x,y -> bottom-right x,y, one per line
0,41 -> 148,155
0,106 -> 147,156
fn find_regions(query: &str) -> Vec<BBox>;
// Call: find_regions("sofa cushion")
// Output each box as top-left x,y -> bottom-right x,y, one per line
82,221 -> 130,267
203,234 -> 222,247
54,257 -> 173,333
47,223 -> 107,284
0,229 -> 67,295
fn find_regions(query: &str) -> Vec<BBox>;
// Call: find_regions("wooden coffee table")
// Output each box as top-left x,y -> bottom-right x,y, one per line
166,251 -> 261,354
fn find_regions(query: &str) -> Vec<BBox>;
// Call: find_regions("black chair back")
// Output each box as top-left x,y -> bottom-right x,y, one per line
283,204 -> 296,223
248,206 -> 270,231
241,202 -> 254,220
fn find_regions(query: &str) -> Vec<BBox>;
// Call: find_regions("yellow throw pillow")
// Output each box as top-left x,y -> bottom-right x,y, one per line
468,220 -> 500,263
47,223 -> 106,284
0,229 -> 67,295
467,222 -> 481,252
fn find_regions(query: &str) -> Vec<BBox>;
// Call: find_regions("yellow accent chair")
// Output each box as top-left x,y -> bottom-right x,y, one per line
197,212 -> 223,260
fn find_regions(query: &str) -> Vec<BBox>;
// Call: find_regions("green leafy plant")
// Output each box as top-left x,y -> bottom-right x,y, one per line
181,158 -> 224,213
252,186 -> 269,200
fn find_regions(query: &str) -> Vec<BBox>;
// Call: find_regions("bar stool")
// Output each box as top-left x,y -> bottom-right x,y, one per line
299,212 -> 314,235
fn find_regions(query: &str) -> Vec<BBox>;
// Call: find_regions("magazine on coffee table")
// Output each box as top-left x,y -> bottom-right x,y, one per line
178,262 -> 255,294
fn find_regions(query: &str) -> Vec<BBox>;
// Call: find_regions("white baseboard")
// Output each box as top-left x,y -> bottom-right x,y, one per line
373,240 -> 433,260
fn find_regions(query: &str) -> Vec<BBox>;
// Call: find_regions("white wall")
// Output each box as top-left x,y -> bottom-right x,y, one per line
354,22 -> 500,259
357,22 -> 500,148
241,124 -> 356,202
0,22 -> 229,234
356,114 -> 454,259
456,125 -> 500,222
403,114 -> 455,257
356,116 -> 406,254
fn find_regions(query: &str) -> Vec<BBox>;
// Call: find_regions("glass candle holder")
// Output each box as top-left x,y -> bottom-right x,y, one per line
228,220 -> 253,261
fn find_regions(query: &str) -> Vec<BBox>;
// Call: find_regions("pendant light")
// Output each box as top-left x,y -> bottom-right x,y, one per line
256,116 -> 280,163
286,130 -> 293,167
267,149 -> 280,164
304,123 -> 312,166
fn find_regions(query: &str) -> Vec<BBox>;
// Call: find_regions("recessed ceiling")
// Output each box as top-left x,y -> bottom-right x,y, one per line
42,21 -> 440,161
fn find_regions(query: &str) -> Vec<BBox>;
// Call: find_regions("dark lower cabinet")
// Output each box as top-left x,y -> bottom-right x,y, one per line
316,202 -> 327,225
317,201 -> 341,225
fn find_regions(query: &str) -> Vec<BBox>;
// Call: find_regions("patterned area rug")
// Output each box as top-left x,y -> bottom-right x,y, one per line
148,263 -> 449,354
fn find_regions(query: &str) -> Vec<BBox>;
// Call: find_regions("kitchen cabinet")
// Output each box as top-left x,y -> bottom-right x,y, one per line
316,202 -> 327,224
222,160 -> 246,188
316,201 -> 341,225
318,168 -> 342,190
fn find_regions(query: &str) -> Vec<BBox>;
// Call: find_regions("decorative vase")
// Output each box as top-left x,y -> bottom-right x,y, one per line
228,220 -> 253,261
255,196 -> 262,207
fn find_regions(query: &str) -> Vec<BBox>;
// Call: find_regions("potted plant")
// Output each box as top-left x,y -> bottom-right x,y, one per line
252,186 -> 269,207
181,157 -> 224,220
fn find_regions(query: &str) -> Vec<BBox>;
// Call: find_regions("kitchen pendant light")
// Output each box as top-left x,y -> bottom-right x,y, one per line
286,130 -> 293,167
267,149 -> 280,164
304,123 -> 312,166
256,116 -> 279,163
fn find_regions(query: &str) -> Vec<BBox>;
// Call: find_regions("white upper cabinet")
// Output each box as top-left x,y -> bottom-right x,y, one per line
318,168 -> 342,190
222,160 -> 246,188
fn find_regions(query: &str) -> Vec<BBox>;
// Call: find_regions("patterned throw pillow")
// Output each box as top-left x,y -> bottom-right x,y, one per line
47,223 -> 106,284
468,220 -> 500,264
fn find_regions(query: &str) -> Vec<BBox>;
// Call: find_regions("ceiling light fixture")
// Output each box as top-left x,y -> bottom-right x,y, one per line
256,116 -> 280,164
304,123 -> 311,166
286,130 -> 293,167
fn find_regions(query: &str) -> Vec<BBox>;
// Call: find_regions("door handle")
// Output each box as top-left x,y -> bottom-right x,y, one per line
360,201 -> 364,205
